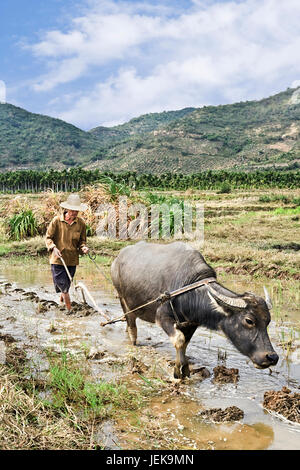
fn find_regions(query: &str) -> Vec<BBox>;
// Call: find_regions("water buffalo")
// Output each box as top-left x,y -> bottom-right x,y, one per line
111,241 -> 278,378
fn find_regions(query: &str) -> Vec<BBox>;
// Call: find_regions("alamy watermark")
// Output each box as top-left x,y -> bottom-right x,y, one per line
0,80 -> 6,104
95,196 -> 204,244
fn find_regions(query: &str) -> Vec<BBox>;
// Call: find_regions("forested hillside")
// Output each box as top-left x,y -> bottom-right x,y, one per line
0,104 -> 99,169
0,88 -> 299,173
87,88 -> 300,173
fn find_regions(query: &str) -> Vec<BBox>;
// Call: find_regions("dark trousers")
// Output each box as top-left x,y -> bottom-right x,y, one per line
51,264 -> 76,294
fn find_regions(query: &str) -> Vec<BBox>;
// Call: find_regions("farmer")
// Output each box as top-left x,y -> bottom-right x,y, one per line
45,193 -> 89,313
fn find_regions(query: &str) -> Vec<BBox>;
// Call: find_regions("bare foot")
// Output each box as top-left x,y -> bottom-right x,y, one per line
61,292 -> 72,311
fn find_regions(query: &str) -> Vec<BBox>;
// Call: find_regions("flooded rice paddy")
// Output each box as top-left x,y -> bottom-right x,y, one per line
0,259 -> 299,450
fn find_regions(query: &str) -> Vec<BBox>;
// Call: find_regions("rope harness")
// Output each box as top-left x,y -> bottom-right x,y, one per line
59,250 -> 216,328
100,276 -> 217,327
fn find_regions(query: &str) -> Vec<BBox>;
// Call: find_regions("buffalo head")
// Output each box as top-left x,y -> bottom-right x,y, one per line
208,285 -> 279,369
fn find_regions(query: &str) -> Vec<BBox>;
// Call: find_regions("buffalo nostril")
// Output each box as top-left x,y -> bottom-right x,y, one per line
266,353 -> 278,365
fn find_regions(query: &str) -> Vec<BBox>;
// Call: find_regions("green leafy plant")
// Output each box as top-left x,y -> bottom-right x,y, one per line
100,176 -> 131,200
7,210 -> 38,240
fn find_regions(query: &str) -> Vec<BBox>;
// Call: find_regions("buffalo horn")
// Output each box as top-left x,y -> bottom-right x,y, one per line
208,285 -> 247,309
263,286 -> 273,309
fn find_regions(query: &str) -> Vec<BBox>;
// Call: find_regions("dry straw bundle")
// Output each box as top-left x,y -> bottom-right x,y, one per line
1,181 -> 135,240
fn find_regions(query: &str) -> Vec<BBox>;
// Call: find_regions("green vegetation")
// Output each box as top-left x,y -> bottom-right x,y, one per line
100,175 -> 132,200
0,87 -> 299,173
0,346 -> 142,450
75,87 -> 300,173
273,206 -> 300,215
90,107 -> 196,141
0,103 -> 100,169
0,187 -> 298,283
46,349 -> 140,419
259,194 -> 300,204
0,168 -> 299,193
217,182 -> 232,194
7,209 -> 38,240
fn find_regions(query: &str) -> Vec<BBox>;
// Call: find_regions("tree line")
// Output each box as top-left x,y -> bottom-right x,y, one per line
0,168 -> 299,193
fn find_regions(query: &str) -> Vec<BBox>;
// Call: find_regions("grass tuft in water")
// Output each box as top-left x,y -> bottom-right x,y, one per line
46,350 -> 141,419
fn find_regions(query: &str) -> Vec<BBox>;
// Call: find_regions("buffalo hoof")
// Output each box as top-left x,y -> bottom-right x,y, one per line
174,363 -> 190,379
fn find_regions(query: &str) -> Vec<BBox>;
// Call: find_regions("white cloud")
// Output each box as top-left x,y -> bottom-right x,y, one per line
30,7 -> 164,91
32,57 -> 88,92
25,0 -> 300,128
57,57 -> 227,129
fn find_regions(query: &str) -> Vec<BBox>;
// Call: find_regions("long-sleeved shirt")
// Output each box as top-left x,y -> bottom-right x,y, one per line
45,212 -> 87,266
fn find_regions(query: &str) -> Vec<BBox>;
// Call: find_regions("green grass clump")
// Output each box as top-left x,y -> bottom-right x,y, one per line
217,182 -> 232,194
46,350 -> 140,419
7,210 -> 38,240
259,194 -> 300,205
273,206 -> 300,215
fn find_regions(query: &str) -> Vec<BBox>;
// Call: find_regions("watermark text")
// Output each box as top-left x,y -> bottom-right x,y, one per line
95,196 -> 204,243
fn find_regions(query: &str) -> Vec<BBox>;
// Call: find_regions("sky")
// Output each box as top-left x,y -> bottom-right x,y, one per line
1,0 -> 300,130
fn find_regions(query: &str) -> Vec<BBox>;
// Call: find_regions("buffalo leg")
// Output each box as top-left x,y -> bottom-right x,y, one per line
172,324 -> 197,379
156,306 -> 197,379
120,298 -> 137,345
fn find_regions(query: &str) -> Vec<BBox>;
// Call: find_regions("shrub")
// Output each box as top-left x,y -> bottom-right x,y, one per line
217,182 -> 232,194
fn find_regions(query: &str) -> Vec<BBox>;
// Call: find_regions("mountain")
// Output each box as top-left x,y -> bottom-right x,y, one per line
0,88 -> 299,173
86,87 -> 300,173
0,103 -> 195,171
89,107 -> 196,141
0,103 -> 100,170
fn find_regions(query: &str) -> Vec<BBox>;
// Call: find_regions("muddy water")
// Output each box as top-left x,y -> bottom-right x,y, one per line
0,261 -> 299,450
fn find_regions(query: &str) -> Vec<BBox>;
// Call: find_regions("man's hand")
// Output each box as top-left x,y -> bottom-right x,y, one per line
81,246 -> 89,254
53,247 -> 62,258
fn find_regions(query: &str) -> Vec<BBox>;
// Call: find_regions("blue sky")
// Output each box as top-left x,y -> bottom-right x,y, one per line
1,0 -> 300,130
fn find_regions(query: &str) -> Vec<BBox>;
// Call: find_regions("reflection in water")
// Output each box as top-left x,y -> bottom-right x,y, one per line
146,396 -> 274,450
195,422 -> 274,450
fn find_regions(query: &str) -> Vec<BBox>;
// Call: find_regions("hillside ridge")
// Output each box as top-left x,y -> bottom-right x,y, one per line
0,87 -> 299,173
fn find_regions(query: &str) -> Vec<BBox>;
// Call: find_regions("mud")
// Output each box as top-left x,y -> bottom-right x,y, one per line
191,366 -> 211,380
213,365 -> 239,384
5,344 -> 27,371
219,264 -> 300,280
271,242 -> 300,252
128,356 -> 149,375
198,406 -> 244,423
2,282 -> 98,317
0,333 -> 18,344
67,301 -> 96,316
263,387 -> 300,423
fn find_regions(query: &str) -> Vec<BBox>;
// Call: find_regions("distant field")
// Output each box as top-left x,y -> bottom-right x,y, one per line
0,187 -> 299,282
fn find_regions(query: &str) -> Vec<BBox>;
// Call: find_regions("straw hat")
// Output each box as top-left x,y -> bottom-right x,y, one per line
60,194 -> 88,211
